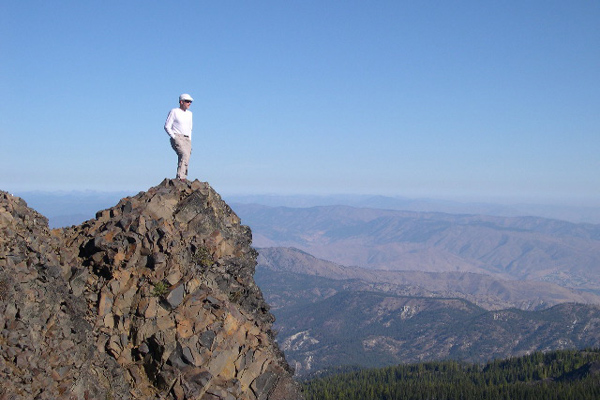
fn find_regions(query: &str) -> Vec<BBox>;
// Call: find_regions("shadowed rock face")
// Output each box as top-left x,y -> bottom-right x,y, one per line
0,179 -> 303,400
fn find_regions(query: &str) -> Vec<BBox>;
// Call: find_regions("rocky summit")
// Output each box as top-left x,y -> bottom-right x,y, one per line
0,179 -> 302,400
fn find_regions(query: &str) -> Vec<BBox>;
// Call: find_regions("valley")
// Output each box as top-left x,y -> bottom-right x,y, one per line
232,203 -> 600,376
255,248 -> 600,375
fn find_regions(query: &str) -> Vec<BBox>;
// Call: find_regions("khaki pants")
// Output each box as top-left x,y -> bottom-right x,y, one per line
170,135 -> 192,180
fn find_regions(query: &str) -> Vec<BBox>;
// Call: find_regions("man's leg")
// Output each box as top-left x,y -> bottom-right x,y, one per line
170,136 -> 192,180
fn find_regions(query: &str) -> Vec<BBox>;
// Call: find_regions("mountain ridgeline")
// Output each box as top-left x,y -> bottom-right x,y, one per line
234,203 -> 600,294
256,247 -> 600,311
0,180 -> 302,400
236,202 -> 600,376
254,246 -> 600,375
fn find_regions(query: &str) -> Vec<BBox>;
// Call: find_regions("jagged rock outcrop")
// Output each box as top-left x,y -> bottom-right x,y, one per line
0,191 -> 132,399
0,179 -> 303,400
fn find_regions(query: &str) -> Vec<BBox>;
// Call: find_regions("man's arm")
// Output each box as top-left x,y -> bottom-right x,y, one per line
164,110 -> 176,138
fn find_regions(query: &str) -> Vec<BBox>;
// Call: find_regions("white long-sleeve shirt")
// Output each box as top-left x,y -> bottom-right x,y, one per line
164,108 -> 193,139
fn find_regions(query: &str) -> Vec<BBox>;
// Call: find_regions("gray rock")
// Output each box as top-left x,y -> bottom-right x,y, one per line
166,283 -> 185,308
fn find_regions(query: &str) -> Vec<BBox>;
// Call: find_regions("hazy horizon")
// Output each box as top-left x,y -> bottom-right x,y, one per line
12,186 -> 600,207
10,187 -> 600,228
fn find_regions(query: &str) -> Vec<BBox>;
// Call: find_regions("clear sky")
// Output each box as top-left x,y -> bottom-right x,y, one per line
2,1 -> 599,205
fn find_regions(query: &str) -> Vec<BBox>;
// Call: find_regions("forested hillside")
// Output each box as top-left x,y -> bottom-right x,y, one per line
302,349 -> 600,400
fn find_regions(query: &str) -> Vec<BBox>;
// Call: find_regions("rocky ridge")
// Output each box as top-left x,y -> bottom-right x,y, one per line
0,179 -> 302,399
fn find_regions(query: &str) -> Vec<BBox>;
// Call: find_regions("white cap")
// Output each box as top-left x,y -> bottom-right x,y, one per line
179,93 -> 194,102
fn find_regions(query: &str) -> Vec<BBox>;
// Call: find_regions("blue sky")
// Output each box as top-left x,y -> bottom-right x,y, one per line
2,1 -> 599,205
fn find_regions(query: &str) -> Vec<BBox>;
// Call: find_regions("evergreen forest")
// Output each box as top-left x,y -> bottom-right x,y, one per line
301,349 -> 600,400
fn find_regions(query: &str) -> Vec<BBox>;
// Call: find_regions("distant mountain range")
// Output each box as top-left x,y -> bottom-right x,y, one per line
228,194 -> 600,224
257,247 -> 600,311
13,191 -> 600,228
234,204 -> 600,294
240,201 -> 600,376
255,248 -> 600,375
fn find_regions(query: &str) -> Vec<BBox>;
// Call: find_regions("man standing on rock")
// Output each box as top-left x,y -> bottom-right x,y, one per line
164,93 -> 194,180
